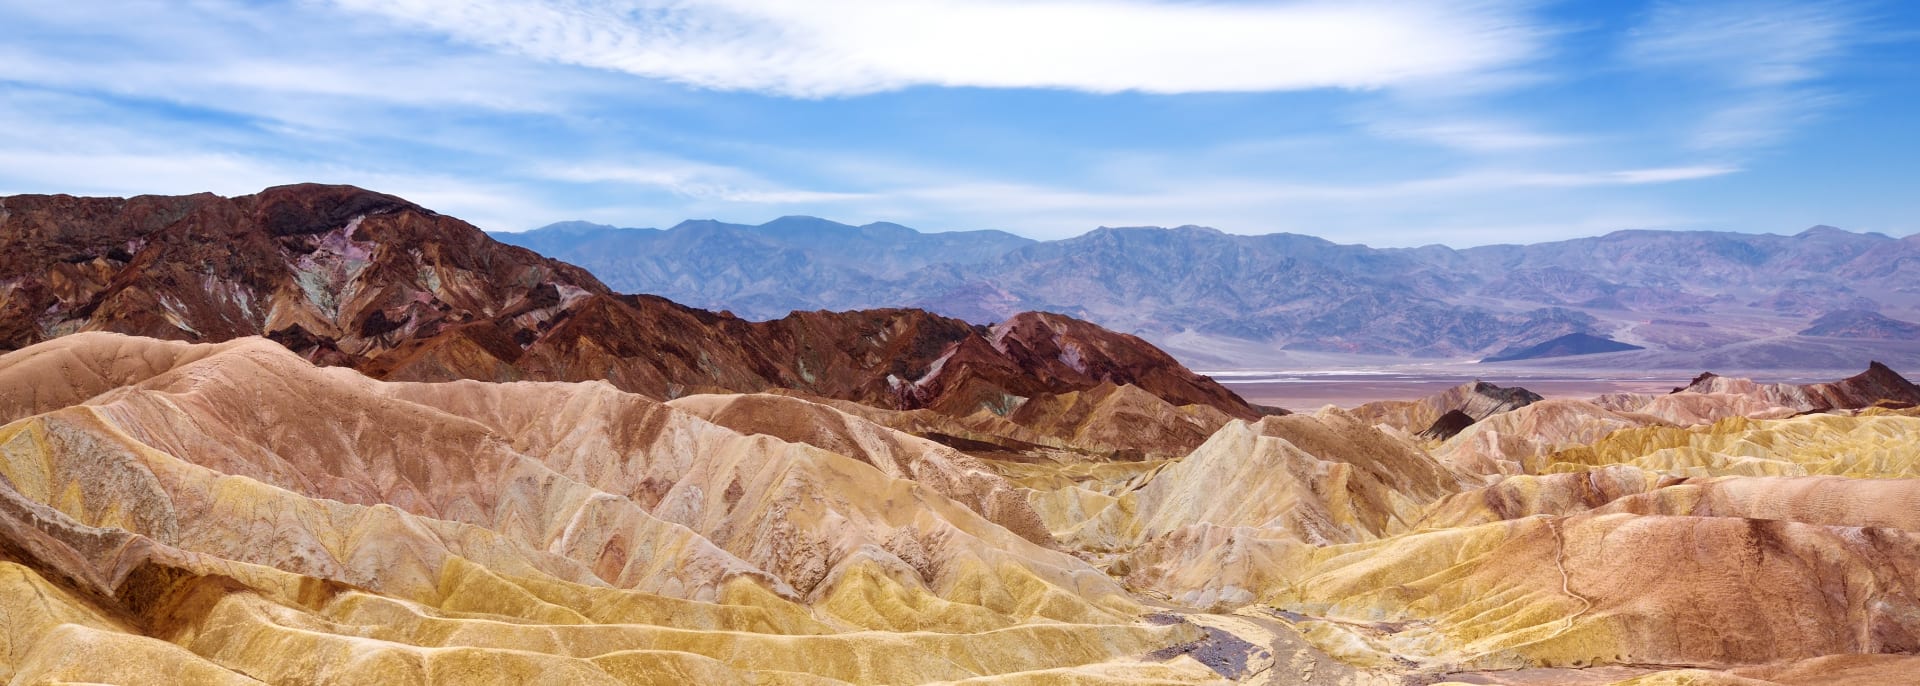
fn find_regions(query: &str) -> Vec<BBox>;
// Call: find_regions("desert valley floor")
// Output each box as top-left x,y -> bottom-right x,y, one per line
3,186 -> 1919,685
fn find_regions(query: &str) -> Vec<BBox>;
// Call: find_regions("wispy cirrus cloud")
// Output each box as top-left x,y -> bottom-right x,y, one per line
535,162 -> 871,204
1623,0 -> 1862,151
765,160 -> 1740,240
1363,117 -> 1583,152
0,0 -> 1903,244
1624,0 -> 1853,86
890,164 -> 1738,209
326,0 -> 1549,97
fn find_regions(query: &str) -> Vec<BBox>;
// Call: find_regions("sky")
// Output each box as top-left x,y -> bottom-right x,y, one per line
0,0 -> 1915,246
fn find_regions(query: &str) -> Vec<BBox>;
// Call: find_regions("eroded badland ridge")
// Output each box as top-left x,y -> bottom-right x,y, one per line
3,184 -> 1919,685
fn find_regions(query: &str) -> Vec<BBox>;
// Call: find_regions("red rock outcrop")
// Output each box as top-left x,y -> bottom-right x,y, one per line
0,185 -> 1253,452
1676,362 -> 1920,412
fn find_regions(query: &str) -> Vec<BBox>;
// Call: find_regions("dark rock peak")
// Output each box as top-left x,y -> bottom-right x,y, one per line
1676,371 -> 1721,394
1839,361 -> 1920,404
1467,380 -> 1545,407
247,183 -> 425,237
1672,363 -> 1920,409
1419,409 -> 1477,441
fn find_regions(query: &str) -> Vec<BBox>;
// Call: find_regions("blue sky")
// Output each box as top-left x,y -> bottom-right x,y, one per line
1,1 -> 1915,245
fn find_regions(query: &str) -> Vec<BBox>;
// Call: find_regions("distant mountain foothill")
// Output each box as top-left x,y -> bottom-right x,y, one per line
498,219 -> 1920,370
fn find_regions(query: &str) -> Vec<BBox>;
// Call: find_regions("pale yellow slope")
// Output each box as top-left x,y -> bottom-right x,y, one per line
0,331 -> 235,424
667,391 -> 1053,545
1061,410 -> 1458,554
1540,411 -> 1920,477
373,375 -> 1143,628
0,333 -> 1224,684
1435,399 -> 1651,478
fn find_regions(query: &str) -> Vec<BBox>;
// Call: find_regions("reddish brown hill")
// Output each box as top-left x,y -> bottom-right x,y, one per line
1678,361 -> 1920,411
0,184 -> 1254,434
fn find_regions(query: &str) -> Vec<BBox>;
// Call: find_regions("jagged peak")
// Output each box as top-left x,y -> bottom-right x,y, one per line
1676,371 -> 1725,394
1849,360 -> 1918,389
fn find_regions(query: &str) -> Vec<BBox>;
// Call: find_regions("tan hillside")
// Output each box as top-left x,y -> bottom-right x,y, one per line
0,333 -> 1229,684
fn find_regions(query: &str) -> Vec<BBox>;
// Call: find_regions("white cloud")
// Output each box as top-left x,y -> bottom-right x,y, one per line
0,145 -> 563,231
0,150 -> 291,199
895,164 -> 1735,207
769,162 -> 1738,239
1624,1 -> 1851,87
535,162 -> 871,203
0,0 -> 645,136
1688,91 -> 1843,150
1493,165 -> 1740,186
1364,118 -> 1580,152
1622,0 -> 1859,151
327,0 -> 1547,97
0,92 -> 566,231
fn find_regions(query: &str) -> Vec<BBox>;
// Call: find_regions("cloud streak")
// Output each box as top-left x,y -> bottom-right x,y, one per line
0,0 -> 1898,245
1364,118 -> 1582,152
1624,0 -> 1852,87
536,162 -> 871,203
328,0 -> 1547,97
1623,0 -> 1861,151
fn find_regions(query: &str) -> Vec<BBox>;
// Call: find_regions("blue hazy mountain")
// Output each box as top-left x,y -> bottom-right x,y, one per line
497,220 -> 1920,368
497,217 -> 1034,318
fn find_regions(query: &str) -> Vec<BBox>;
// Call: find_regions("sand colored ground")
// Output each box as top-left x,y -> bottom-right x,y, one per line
1099,374 -> 1920,680
0,333 -> 1232,684
5,333 -> 1920,684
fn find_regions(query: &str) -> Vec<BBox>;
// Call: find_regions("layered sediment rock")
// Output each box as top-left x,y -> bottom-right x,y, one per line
0,333 -> 1219,684
1351,380 -> 1543,438
0,185 -> 1253,457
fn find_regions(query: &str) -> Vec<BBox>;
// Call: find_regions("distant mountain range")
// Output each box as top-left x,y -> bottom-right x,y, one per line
498,219 -> 1920,370
500,218 -> 1033,320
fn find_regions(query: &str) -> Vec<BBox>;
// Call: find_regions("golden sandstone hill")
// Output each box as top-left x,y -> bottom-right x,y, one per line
5,185 -> 1920,685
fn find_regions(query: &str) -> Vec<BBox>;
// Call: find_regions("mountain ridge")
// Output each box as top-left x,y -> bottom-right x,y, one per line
498,216 -> 1920,369
0,184 -> 1252,458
